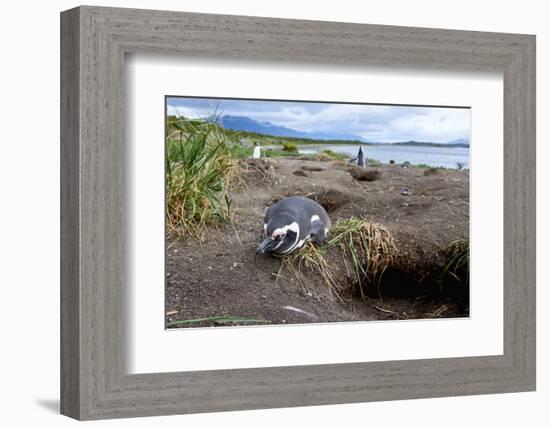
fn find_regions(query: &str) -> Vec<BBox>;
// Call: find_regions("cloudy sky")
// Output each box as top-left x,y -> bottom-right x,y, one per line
167,97 -> 470,143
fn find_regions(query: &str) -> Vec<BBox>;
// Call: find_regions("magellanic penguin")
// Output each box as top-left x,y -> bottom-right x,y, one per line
357,146 -> 365,167
349,146 -> 365,167
252,143 -> 261,159
256,196 -> 331,256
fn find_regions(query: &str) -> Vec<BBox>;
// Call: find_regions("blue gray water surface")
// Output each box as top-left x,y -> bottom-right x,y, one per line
298,144 -> 469,169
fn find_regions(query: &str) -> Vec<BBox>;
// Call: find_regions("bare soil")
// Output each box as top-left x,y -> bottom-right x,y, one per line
166,158 -> 469,328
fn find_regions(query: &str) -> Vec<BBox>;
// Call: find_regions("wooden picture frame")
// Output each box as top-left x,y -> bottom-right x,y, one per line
60,5 -> 536,420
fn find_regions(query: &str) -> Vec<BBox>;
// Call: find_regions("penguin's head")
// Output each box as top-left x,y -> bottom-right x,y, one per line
256,213 -> 300,256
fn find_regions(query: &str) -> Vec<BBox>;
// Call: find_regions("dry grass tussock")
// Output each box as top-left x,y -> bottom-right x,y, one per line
279,218 -> 398,301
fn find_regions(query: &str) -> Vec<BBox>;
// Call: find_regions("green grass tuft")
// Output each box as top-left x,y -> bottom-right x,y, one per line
166,117 -> 238,240
282,142 -> 298,152
319,149 -> 349,161
167,316 -> 271,327
440,238 -> 469,286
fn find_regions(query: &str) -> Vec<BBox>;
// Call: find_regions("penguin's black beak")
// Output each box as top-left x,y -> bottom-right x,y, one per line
256,237 -> 276,255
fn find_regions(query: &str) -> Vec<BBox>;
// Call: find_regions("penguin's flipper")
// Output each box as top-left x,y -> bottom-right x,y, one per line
310,220 -> 327,245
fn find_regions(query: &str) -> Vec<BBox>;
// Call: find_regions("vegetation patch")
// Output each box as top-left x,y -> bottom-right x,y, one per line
166,117 -> 238,240
440,238 -> 469,287
319,149 -> 349,161
279,218 -> 398,301
167,316 -> 271,327
263,148 -> 301,158
282,142 -> 298,152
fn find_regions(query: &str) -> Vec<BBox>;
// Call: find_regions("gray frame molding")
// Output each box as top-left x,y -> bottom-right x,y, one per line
60,6 -> 536,420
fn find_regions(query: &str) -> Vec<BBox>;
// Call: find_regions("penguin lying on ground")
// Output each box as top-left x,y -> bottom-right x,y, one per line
256,196 -> 331,256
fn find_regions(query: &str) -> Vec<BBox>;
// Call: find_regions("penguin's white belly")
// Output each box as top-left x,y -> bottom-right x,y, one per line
252,146 -> 261,158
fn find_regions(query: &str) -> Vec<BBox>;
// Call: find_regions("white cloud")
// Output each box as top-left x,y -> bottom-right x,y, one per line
167,98 -> 470,143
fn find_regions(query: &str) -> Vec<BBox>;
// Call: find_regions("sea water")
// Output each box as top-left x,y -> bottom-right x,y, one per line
299,144 -> 469,169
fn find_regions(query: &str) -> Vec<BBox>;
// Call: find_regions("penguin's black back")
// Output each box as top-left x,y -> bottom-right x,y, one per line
265,196 -> 331,240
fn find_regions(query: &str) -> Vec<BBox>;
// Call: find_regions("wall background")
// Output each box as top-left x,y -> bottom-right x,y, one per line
0,0 -> 546,425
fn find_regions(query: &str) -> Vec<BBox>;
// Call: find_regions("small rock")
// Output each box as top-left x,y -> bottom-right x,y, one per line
166,272 -> 171,277
261,294 -> 268,299
307,291 -> 313,297
400,187 -> 410,196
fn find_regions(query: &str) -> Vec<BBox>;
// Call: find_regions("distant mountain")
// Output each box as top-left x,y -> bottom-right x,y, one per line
216,115 -> 469,146
220,115 -> 304,138
219,115 -> 364,142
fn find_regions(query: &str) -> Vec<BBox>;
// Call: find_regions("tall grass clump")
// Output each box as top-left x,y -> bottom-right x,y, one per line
440,238 -> 469,286
330,218 -> 398,299
166,117 -> 237,239
280,218 -> 398,301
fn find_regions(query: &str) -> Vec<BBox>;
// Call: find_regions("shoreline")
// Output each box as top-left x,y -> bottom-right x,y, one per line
260,144 -> 470,170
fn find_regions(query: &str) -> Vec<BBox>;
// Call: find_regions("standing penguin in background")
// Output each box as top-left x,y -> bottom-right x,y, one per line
357,146 -> 365,167
256,196 -> 331,256
252,143 -> 261,159
348,146 -> 365,167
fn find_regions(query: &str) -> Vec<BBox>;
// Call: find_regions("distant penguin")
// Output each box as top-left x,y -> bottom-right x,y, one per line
256,196 -> 331,256
357,146 -> 365,167
252,144 -> 261,159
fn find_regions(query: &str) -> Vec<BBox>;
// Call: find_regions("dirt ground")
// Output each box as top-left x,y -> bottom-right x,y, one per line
166,158 -> 469,328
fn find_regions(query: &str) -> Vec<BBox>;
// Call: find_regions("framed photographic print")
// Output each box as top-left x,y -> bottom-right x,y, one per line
163,96 -> 471,329
61,6 -> 536,420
